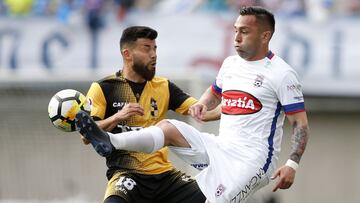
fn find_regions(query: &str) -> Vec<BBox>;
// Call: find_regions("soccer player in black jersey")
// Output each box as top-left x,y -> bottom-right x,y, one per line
81,26 -> 218,203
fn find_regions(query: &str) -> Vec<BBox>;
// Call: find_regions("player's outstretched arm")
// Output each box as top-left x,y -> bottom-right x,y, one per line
97,103 -> 144,131
271,111 -> 310,192
202,105 -> 221,122
80,103 -> 144,145
189,87 -> 221,122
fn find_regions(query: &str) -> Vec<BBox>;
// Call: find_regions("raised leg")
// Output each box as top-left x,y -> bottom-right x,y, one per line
75,110 -> 114,157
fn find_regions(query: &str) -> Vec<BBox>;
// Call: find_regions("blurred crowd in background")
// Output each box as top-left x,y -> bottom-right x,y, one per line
1,0 -> 360,23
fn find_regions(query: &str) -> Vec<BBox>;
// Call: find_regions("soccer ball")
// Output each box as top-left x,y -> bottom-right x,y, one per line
48,89 -> 91,132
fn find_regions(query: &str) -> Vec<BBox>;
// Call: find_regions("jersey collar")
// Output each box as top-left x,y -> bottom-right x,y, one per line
266,50 -> 274,60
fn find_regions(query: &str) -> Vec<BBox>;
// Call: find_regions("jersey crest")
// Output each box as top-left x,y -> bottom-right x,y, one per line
253,74 -> 264,87
150,97 -> 158,117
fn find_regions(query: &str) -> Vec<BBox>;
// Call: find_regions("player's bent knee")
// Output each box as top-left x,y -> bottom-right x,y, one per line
156,120 -> 178,136
157,119 -> 190,148
156,119 -> 172,128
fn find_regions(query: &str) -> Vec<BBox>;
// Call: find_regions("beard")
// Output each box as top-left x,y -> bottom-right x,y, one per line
133,61 -> 155,81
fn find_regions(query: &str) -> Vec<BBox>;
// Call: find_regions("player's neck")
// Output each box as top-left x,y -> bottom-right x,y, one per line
247,48 -> 269,61
121,66 -> 146,83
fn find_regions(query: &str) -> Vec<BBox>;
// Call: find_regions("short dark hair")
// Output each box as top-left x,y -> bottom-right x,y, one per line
120,26 -> 158,50
239,6 -> 275,35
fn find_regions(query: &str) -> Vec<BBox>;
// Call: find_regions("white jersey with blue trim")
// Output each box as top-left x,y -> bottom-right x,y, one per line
212,51 -> 305,175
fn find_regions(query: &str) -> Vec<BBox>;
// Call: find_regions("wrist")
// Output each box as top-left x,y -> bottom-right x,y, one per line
112,114 -> 122,123
285,159 -> 299,171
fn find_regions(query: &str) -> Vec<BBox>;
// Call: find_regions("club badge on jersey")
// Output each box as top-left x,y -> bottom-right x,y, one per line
253,74 -> 264,87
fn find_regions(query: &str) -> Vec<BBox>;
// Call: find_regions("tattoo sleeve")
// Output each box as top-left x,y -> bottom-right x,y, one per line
290,122 -> 309,164
206,98 -> 218,110
200,87 -> 221,110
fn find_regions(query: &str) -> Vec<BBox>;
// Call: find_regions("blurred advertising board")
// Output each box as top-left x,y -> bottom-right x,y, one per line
0,14 -> 359,96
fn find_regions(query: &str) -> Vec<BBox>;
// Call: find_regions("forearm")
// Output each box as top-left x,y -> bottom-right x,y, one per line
290,122 -> 309,164
202,105 -> 221,121
198,87 -> 221,111
96,116 -> 118,132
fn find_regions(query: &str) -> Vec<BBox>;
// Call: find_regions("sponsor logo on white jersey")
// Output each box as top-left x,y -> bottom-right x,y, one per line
191,163 -> 208,170
221,90 -> 262,115
287,84 -> 302,92
230,168 -> 266,203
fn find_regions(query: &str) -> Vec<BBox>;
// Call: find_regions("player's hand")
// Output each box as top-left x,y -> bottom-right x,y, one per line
189,103 -> 207,122
271,165 -> 296,192
80,135 -> 90,145
114,103 -> 144,122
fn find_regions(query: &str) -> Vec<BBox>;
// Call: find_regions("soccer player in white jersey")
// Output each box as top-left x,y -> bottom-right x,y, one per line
76,6 -> 310,203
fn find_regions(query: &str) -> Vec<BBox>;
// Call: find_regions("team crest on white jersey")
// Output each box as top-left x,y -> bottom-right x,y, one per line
253,74 -> 264,87
221,90 -> 262,115
215,184 -> 226,197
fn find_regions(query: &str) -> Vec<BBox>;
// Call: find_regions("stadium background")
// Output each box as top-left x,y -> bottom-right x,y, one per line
1,0 -> 360,203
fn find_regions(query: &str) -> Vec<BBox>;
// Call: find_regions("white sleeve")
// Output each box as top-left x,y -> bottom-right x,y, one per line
277,70 -> 305,114
211,57 -> 230,95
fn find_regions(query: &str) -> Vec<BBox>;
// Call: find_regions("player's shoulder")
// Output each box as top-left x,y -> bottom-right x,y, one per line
270,55 -> 298,75
91,72 -> 127,94
268,55 -> 301,88
219,55 -> 242,71
97,74 -> 115,83
224,55 -> 240,64
271,55 -> 293,70
97,71 -> 126,84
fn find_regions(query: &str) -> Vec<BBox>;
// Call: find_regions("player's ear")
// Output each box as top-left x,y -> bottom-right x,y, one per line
262,31 -> 272,43
122,49 -> 131,59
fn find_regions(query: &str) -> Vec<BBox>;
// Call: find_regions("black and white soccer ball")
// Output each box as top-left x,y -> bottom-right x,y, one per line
48,89 -> 91,132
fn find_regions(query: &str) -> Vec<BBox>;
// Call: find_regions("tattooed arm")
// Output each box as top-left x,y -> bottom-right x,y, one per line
272,111 -> 310,192
188,87 -> 221,122
289,112 -> 309,164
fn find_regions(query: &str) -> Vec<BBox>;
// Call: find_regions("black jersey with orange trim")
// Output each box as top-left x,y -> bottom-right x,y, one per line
86,71 -> 197,179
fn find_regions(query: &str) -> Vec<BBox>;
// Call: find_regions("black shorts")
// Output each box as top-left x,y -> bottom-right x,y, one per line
103,169 -> 206,203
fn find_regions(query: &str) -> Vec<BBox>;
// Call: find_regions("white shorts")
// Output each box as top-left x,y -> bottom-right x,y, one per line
167,119 -> 271,203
